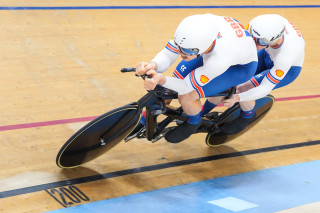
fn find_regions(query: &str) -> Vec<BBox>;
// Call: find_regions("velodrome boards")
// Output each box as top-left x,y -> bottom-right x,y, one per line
0,1 -> 319,212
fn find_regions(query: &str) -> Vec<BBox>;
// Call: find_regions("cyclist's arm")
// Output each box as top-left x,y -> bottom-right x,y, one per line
151,39 -> 180,73
163,60 -> 229,95
238,77 -> 276,101
238,61 -> 292,101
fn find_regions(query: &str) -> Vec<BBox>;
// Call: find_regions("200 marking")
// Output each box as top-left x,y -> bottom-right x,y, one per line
45,185 -> 90,207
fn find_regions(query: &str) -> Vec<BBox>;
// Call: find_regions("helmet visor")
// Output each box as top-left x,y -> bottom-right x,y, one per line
253,37 -> 271,46
175,44 -> 199,56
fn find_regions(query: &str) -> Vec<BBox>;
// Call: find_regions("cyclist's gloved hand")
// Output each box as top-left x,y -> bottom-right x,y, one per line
135,62 -> 158,76
222,94 -> 240,107
144,70 -> 159,90
144,70 -> 167,91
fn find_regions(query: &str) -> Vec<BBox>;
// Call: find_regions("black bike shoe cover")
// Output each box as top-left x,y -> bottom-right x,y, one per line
221,113 -> 256,135
165,121 -> 201,143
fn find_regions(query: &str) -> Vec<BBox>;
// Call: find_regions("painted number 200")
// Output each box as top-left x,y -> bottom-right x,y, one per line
46,185 -> 90,207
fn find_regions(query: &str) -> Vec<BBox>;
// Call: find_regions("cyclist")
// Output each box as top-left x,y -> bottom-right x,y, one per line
134,13 -> 258,143
222,14 -> 305,134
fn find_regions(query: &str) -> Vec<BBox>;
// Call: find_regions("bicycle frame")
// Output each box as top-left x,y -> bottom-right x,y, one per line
132,83 -> 236,142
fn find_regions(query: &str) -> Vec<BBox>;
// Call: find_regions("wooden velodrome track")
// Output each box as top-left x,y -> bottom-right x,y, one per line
0,0 -> 319,212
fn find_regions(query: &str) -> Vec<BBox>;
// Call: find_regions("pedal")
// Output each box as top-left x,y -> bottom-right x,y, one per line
205,111 -> 221,120
151,127 -> 175,143
125,126 -> 146,142
175,119 -> 184,126
151,109 -> 166,116
136,127 -> 146,138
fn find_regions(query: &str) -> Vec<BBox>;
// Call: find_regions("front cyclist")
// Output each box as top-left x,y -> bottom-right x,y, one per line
136,13 -> 258,143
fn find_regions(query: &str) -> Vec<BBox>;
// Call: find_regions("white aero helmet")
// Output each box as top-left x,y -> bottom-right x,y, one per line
248,14 -> 286,46
174,14 -> 219,55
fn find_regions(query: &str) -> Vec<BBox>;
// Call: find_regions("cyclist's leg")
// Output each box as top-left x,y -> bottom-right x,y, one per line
165,89 -> 203,143
221,50 -> 275,134
223,65 -> 301,135
221,70 -> 269,134
165,61 -> 257,143
174,56 -> 223,117
198,59 -> 259,117
200,96 -> 222,117
162,57 -> 206,143
166,55 -> 203,105
235,49 -> 274,113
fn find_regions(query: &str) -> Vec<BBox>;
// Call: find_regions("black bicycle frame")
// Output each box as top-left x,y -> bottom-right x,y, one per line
135,84 -> 236,141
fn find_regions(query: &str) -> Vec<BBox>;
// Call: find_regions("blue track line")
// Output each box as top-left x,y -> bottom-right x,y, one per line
0,5 -> 319,10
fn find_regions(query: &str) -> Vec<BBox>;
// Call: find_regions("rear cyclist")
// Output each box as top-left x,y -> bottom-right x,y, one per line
222,14 -> 305,134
